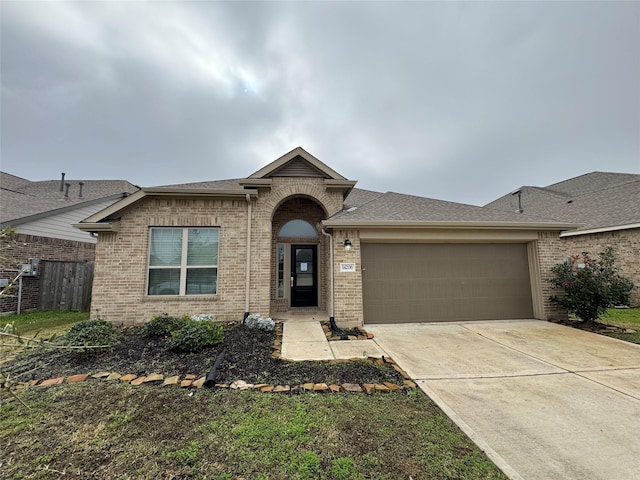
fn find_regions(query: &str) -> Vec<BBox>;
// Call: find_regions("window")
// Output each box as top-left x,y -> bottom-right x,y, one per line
279,220 -> 317,238
277,243 -> 285,298
148,227 -> 219,296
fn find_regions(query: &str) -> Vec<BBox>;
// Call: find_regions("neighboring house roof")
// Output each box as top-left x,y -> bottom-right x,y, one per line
485,172 -> 640,233
0,171 -> 139,227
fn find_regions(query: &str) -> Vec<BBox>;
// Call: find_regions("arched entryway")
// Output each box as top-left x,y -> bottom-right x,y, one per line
270,197 -> 328,313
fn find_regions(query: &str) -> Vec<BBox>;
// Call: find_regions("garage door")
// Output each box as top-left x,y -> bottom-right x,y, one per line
361,243 -> 533,324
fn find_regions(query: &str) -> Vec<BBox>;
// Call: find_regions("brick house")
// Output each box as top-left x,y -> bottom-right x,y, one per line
0,172 -> 139,313
76,147 -> 578,327
486,172 -> 640,307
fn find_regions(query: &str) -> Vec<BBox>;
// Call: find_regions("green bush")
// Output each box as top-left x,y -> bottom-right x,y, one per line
166,320 -> 224,353
142,314 -> 186,337
63,319 -> 119,352
550,247 -> 635,322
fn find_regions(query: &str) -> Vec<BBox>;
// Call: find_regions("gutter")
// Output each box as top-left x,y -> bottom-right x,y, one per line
321,228 -> 334,322
560,223 -> 640,237
244,194 -> 252,320
322,220 -> 581,231
76,188 -> 259,232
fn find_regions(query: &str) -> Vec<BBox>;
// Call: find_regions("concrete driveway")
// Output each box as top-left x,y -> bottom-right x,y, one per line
365,320 -> 640,480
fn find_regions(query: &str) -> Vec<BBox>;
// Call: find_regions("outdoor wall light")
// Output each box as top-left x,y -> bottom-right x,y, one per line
344,239 -> 352,252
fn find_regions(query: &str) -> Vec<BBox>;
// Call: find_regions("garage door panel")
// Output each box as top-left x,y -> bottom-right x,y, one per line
362,243 -> 534,324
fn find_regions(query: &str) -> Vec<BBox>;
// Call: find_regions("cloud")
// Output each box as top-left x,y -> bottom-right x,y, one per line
1,1 -> 638,204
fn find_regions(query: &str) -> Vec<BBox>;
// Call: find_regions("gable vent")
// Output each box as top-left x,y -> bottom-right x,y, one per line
269,156 -> 329,178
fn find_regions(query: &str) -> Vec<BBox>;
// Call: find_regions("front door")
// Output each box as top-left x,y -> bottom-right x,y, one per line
291,245 -> 318,307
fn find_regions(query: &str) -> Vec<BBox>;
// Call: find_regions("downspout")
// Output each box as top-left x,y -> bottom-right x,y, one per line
321,228 -> 335,323
244,194 -> 252,320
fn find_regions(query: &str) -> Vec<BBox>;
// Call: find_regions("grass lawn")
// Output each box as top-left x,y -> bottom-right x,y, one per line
1,382 -> 506,480
1,314 -> 508,479
1,311 -> 89,362
599,308 -> 640,344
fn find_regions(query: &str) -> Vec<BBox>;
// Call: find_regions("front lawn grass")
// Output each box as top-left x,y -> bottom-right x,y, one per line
1,311 -> 89,362
600,307 -> 640,329
1,382 -> 506,480
1,310 -> 89,336
600,308 -> 640,345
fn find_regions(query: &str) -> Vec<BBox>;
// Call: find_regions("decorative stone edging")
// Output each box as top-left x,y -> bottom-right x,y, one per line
15,371 -> 417,394
11,323 -> 416,395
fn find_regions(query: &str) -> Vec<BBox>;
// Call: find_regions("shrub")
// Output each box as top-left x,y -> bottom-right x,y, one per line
63,319 -> 119,352
550,247 -> 635,322
142,314 -> 186,337
166,320 -> 224,353
244,313 -> 275,331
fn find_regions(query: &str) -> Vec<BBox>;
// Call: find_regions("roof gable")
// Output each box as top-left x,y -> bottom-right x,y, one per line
249,147 -> 347,180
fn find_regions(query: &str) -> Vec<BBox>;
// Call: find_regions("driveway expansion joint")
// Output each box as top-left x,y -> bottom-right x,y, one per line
416,371 -> 570,382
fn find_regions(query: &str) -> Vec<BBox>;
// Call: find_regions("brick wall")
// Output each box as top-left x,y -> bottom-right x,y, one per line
332,229 -> 364,327
91,197 -> 250,324
250,177 -> 345,317
536,231 -> 569,320
0,233 -> 95,313
561,229 -> 640,307
90,178 -> 347,326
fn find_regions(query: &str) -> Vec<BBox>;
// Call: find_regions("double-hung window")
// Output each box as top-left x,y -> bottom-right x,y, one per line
148,227 -> 219,296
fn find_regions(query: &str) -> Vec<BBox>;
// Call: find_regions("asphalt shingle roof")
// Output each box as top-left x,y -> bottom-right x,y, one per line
150,176 -> 567,225
331,191 -> 563,224
0,172 -> 139,225
485,172 -> 640,231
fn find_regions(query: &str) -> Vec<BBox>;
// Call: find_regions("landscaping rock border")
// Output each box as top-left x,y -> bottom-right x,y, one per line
9,323 -> 415,395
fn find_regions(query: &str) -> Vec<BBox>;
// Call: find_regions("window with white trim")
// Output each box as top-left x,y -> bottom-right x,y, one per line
148,227 -> 219,296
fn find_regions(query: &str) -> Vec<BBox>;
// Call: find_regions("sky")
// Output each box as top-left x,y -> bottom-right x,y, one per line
1,1 -> 638,206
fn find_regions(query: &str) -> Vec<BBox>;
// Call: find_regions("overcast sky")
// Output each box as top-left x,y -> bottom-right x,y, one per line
1,1 -> 638,206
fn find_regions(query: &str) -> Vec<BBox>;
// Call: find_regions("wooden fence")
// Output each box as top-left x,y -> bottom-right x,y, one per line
38,260 -> 94,311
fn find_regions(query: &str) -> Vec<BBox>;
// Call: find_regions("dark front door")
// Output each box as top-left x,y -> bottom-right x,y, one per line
291,245 -> 318,307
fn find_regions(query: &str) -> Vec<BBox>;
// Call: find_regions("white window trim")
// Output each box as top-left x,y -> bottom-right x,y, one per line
147,227 -> 219,296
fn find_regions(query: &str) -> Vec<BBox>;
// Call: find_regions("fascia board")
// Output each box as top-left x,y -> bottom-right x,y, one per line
560,223 -> 640,237
238,179 -> 273,188
73,221 -> 120,233
142,187 -> 258,197
81,190 -> 147,223
80,188 -> 258,224
322,220 -> 581,231
324,180 -> 358,189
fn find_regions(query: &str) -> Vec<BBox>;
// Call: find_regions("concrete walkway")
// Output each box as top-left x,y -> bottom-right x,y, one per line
366,320 -> 640,480
280,321 -> 387,361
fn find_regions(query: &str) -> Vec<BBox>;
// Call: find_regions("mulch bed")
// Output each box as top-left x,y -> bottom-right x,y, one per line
2,323 -> 405,387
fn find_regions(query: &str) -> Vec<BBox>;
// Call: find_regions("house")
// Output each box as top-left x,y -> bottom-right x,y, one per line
0,172 -> 139,313
76,147 -> 578,326
485,172 -> 640,306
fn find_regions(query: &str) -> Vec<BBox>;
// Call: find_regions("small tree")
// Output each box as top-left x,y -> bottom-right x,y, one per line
550,247 -> 635,323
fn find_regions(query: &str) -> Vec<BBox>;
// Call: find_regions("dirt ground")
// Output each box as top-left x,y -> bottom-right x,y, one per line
2,323 -> 405,386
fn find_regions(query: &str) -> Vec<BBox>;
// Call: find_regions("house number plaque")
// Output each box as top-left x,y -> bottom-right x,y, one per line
340,263 -> 356,272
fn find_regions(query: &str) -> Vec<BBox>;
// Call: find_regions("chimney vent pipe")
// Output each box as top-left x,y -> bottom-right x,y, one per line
64,183 -> 71,198
78,182 -> 84,198
60,173 -> 66,192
